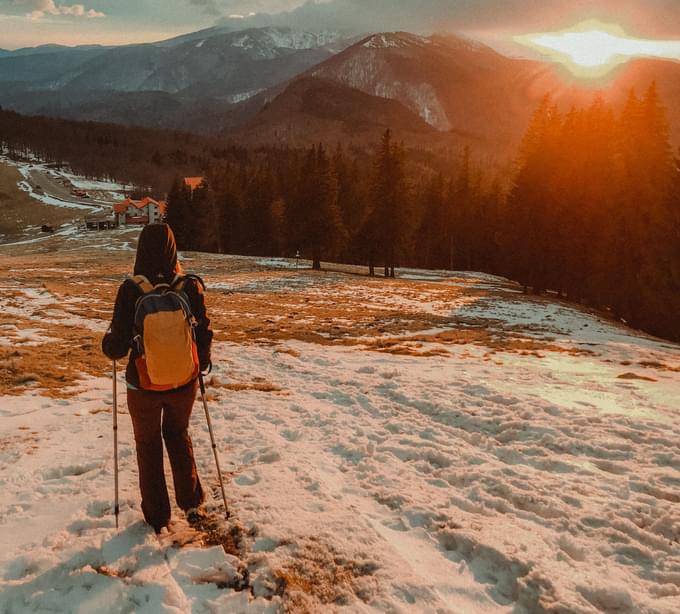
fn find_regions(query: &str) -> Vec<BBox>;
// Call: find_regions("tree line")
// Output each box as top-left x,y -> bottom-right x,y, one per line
0,108 -> 228,191
167,85 -> 679,341
504,84 -> 679,341
1,90 -> 678,341
167,132 -> 503,273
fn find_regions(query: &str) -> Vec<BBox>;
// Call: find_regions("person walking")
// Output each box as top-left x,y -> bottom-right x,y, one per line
102,223 -> 213,534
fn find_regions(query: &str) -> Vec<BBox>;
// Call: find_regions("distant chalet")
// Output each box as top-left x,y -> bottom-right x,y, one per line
114,196 -> 167,226
109,177 -> 203,228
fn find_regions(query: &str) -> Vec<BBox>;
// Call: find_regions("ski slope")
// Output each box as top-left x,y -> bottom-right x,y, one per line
0,229 -> 678,613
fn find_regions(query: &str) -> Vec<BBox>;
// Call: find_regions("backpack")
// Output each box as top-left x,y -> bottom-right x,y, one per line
131,274 -> 200,391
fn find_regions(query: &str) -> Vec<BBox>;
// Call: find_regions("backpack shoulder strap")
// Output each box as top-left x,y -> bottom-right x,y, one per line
131,274 -> 155,295
172,274 -> 206,292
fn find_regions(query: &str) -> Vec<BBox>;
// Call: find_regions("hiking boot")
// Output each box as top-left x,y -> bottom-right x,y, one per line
186,507 -> 209,525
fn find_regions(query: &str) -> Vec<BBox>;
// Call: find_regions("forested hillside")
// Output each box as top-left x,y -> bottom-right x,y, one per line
1,84 -> 678,341
0,109 -> 220,192
167,85 -> 680,341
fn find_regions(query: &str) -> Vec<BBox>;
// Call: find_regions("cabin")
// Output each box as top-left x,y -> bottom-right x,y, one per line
85,212 -> 116,230
113,197 -> 167,226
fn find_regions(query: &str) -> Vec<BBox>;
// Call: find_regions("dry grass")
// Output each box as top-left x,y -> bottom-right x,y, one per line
0,332 -> 109,398
0,164 -> 76,238
213,380 -> 285,394
275,540 -> 379,612
0,241 -> 616,399
617,372 -> 658,383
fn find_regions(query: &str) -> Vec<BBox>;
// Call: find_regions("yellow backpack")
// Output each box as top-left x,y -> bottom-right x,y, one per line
132,275 -> 199,391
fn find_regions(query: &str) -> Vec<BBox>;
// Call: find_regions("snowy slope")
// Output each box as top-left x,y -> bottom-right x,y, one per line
0,232 -> 678,613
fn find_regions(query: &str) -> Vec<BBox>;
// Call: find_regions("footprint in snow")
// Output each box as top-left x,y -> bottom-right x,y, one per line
43,462 -> 100,480
235,471 -> 260,486
280,429 -> 302,442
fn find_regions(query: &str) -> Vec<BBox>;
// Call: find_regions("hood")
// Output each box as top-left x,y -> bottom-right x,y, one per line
133,224 -> 181,283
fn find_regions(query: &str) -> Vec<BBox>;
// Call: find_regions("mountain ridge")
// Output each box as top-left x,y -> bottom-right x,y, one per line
2,26 -> 680,157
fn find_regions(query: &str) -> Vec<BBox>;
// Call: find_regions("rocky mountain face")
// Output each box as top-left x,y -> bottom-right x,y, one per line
299,31 -> 549,154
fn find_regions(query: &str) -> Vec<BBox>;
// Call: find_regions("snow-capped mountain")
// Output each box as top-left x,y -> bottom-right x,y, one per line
3,25 -> 680,155
304,31 -> 546,147
225,30 -> 680,153
0,27 -> 356,127
218,31 -> 549,154
58,27 -> 353,95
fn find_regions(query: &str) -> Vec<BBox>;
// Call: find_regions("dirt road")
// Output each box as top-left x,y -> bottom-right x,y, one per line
25,167 -> 109,209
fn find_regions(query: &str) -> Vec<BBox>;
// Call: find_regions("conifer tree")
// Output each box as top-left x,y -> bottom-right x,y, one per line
366,130 -> 406,277
165,177 -> 192,249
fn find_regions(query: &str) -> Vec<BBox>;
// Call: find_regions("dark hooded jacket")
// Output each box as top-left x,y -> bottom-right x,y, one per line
102,224 -> 212,390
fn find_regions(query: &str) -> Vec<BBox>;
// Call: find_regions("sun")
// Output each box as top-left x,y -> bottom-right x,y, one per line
514,20 -> 680,79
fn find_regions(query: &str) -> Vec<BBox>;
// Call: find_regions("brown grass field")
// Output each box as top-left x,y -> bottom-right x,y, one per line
0,228 -> 625,400
0,163 -> 76,239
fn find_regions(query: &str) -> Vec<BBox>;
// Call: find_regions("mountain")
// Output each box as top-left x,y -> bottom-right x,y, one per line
226,76 -> 440,146
59,28 -> 352,98
0,27 -> 355,130
217,32 -> 551,155
272,31 -> 680,154
3,26 -> 680,157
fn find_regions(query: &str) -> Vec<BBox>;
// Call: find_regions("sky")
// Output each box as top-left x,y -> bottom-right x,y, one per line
1,0 -> 680,51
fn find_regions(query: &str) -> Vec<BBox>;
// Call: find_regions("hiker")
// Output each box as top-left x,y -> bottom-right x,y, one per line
102,223 -> 213,533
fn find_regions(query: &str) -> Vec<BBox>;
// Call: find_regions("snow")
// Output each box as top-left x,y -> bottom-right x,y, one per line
60,172 -> 126,193
256,257 -> 312,270
362,33 -> 431,49
0,224 -> 80,247
0,243 -> 679,612
227,89 -> 264,104
26,190 -> 96,212
5,156 -> 125,204
230,28 -> 344,58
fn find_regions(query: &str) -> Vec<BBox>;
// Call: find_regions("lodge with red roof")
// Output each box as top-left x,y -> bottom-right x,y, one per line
108,177 -> 203,228
114,196 -> 167,226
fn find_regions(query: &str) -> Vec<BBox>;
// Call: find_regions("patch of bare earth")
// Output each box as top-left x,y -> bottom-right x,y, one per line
274,538 -> 380,613
0,316 -> 109,398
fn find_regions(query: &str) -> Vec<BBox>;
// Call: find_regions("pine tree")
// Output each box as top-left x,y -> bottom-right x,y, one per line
192,180 -> 219,253
165,177 -> 192,250
365,130 -> 406,277
290,145 -> 344,270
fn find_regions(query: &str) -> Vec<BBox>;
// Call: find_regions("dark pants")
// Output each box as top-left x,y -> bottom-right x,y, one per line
127,381 -> 204,531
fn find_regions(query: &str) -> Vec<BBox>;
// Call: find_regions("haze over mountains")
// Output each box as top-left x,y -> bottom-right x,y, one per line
2,23 -> 680,156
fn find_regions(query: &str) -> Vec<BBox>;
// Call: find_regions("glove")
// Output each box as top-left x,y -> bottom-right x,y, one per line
200,359 -> 212,375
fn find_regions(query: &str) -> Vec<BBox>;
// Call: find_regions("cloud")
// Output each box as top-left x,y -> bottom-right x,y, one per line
212,0 -> 680,39
11,0 -> 104,20
189,0 -> 220,17
191,0 -> 305,18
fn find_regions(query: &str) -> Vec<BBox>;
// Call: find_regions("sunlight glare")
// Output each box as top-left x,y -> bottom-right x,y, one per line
514,20 -> 680,79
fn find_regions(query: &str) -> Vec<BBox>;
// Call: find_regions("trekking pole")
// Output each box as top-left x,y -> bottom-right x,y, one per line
112,360 -> 120,530
198,373 -> 229,519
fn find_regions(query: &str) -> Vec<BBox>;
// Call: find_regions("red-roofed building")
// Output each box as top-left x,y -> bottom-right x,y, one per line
114,197 -> 167,226
184,176 -> 205,191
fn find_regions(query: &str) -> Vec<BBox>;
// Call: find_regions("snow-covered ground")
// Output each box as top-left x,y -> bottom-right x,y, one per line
3,156 -> 126,208
0,233 -> 678,613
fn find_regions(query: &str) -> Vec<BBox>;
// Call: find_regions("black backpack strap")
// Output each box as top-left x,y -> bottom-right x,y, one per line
172,274 -> 206,292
